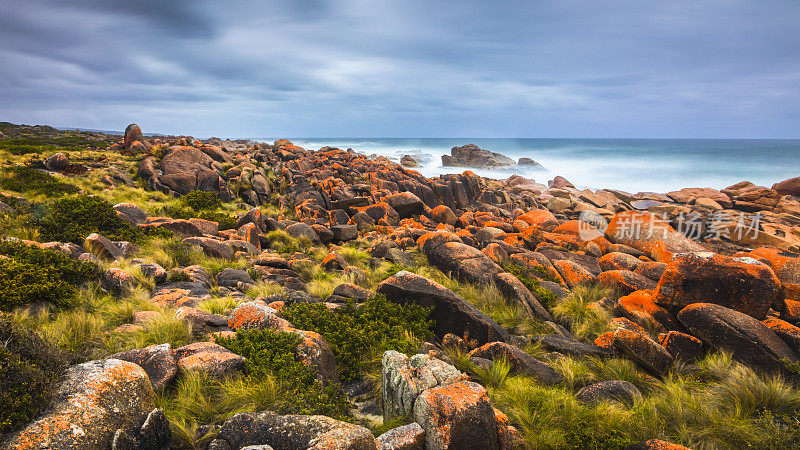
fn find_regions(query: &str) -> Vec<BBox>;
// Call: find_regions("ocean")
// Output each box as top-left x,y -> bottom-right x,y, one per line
253,138 -> 800,194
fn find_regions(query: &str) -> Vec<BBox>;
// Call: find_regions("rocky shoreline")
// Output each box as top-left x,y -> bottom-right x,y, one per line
1,121 -> 800,449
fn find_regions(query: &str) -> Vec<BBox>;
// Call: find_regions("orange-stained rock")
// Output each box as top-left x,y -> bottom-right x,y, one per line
3,359 -> 158,450
552,259 -> 596,288
594,332 -> 616,350
783,299 -> 800,325
678,303 -> 800,378
762,317 -> 800,352
599,252 -> 642,272
598,269 -> 657,295
742,246 -> 800,302
320,250 -> 348,271
413,381 -> 501,450
428,205 -> 458,226
616,289 -> 678,332
173,342 -> 246,378
634,261 -> 668,282
494,408 -> 526,450
612,327 -> 674,376
515,209 -> 558,229
658,330 -> 704,361
654,252 -> 780,319
482,242 -> 509,265
627,438 -> 693,450
605,211 -> 705,262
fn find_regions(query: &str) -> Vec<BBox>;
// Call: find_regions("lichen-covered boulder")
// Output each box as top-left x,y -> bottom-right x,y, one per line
413,381 -> 501,450
210,411 -> 377,449
612,328 -> 674,377
173,342 -> 246,378
604,211 -> 705,262
382,351 -> 466,419
109,343 -> 177,390
3,359 -> 156,449
376,422 -> 425,450
654,252 -> 780,319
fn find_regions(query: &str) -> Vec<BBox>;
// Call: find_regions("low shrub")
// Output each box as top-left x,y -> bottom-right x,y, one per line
36,194 -> 138,244
217,329 -> 349,419
0,240 -> 101,311
0,166 -> 79,197
180,191 -> 222,211
281,295 -> 433,382
0,317 -> 68,433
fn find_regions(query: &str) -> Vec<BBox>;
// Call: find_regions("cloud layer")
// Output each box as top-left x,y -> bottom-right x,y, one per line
1,0 -> 798,138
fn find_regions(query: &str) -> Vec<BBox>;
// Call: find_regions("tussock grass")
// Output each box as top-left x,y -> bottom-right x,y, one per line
552,284 -> 613,340
246,281 -> 285,299
197,296 -> 240,316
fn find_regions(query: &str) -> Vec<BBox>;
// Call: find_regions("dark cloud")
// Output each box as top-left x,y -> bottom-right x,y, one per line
0,0 -> 798,137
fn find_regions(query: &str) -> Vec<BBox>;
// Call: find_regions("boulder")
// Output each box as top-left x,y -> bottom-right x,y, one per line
376,422 -> 425,450
382,351 -> 466,419
468,341 -> 562,385
376,271 -> 510,345
173,342 -> 246,378
109,343 -> 177,390
678,303 -> 800,377
385,192 -> 424,218
492,272 -> 553,322
400,155 -> 420,167
44,152 -> 69,171
211,411 -> 377,450
413,381 -> 501,450
85,233 -> 124,260
535,334 -> 613,358
441,144 -> 515,168
743,246 -> 800,302
114,202 -> 148,225
653,252 -> 780,319
612,328 -> 674,376
604,211 -> 705,262
575,380 -> 642,406
658,331 -> 703,361
183,237 -> 234,259
626,439 -> 692,450
772,176 -> 800,197
3,359 -> 156,449
124,123 -> 151,150
285,222 -> 320,243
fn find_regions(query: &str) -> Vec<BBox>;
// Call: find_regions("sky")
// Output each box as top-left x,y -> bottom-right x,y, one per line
0,0 -> 798,138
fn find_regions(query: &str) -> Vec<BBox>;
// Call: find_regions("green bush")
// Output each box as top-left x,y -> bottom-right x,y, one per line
0,166 -> 79,197
0,240 -> 101,311
281,295 -> 433,382
217,329 -> 349,419
0,317 -> 68,433
180,191 -> 222,211
36,195 -> 138,244
154,191 -> 236,231
503,263 -> 559,309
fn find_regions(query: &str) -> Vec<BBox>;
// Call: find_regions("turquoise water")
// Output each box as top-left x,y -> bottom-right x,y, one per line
254,138 -> 800,193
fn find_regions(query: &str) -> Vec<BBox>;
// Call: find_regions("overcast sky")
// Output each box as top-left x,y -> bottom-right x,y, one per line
0,0 -> 798,138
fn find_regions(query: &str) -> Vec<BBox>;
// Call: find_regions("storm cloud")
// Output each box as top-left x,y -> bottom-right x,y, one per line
0,0 -> 798,138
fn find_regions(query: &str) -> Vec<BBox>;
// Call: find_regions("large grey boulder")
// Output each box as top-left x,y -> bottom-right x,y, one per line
376,271 -> 510,345
382,351 -> 466,419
